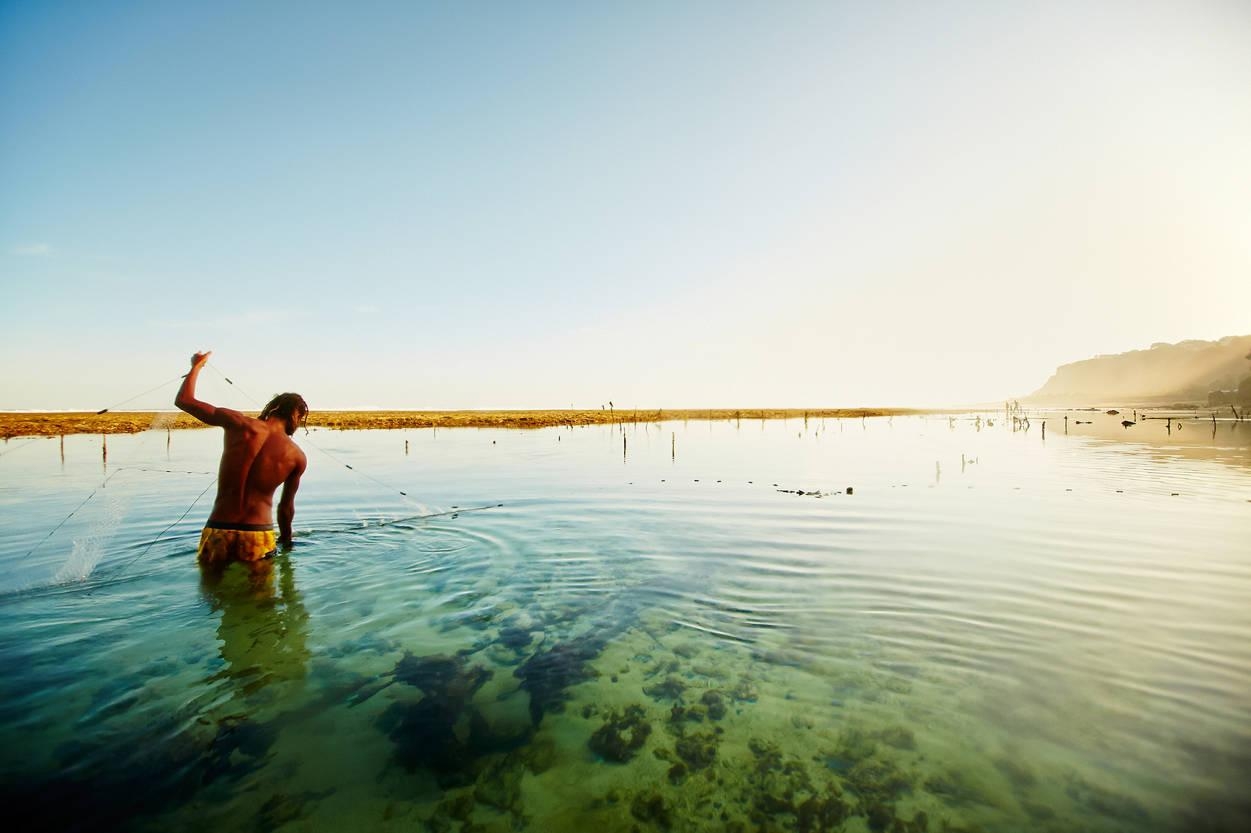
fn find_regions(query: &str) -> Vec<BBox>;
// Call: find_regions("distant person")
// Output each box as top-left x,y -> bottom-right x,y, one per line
175,350 -> 308,565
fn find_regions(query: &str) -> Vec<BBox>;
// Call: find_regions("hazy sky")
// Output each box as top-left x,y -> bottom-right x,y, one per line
3,1 -> 1249,410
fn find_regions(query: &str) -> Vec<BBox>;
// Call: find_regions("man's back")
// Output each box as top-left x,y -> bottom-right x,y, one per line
211,417 -> 306,526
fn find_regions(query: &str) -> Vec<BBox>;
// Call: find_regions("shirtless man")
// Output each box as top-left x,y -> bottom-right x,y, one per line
175,351 -> 308,565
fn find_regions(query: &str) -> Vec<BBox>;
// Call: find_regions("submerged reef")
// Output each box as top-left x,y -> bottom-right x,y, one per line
26,601 -> 1181,833
669,690 -> 729,725
589,704 -> 653,762
701,690 -> 727,720
393,651 -> 491,702
377,651 -> 524,786
0,711 -> 284,832
514,634 -> 606,726
202,714 -> 278,785
674,728 -> 721,771
497,623 -> 534,652
256,789 -> 335,831
643,675 -> 686,701
346,649 -> 493,709
1064,773 -> 1149,823
630,792 -> 674,829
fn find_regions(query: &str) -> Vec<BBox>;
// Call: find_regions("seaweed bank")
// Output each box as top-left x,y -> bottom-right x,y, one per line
0,409 -> 925,440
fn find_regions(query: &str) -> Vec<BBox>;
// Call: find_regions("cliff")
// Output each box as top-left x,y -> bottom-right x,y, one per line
1027,335 -> 1251,405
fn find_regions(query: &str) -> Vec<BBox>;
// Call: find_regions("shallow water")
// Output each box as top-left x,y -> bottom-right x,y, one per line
1,413 -> 1249,832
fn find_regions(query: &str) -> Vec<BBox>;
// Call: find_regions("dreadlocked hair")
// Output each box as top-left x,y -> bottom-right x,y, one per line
260,392 -> 308,423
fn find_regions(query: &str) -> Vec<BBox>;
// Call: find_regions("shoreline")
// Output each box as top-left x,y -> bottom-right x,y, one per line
0,408 -> 930,440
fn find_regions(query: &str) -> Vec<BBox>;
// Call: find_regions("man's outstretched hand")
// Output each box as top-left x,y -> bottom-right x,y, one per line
190,350 -> 212,370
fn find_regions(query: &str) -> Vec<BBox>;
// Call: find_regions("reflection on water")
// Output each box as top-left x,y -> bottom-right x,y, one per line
201,549 -> 310,702
0,414 -> 1249,832
1041,408 -> 1251,472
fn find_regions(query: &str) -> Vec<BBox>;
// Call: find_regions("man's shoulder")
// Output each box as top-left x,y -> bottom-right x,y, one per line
220,409 -> 263,433
286,437 -> 308,467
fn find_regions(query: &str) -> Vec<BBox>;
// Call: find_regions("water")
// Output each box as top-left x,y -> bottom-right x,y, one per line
1,414 -> 1249,832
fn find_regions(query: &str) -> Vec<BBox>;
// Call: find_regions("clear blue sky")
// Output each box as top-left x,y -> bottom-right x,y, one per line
3,1 -> 1249,409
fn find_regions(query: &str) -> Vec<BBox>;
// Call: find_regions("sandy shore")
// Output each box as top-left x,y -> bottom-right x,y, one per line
0,408 -> 925,440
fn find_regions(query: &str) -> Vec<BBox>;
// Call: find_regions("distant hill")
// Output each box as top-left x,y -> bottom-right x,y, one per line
1027,335 -> 1251,406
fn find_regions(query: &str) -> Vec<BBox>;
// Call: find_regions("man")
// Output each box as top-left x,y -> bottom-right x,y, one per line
175,350 -> 308,565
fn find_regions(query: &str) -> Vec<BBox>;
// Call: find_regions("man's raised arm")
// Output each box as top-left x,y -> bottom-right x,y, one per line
174,351 -> 248,429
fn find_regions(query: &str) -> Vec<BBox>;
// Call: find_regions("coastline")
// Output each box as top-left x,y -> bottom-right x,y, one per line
0,408 -> 928,440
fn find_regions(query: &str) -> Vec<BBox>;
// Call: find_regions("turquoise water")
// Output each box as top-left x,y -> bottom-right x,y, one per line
1,414 -> 1249,832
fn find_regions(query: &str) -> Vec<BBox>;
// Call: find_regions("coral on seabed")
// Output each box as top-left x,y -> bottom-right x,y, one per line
588,704 -> 653,763
643,675 -> 686,701
514,635 -> 606,726
378,651 -> 523,786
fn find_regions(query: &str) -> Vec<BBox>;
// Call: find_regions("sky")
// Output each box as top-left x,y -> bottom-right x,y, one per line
2,0 -> 1249,410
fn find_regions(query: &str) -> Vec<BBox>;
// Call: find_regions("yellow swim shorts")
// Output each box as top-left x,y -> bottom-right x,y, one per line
197,521 -> 277,565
